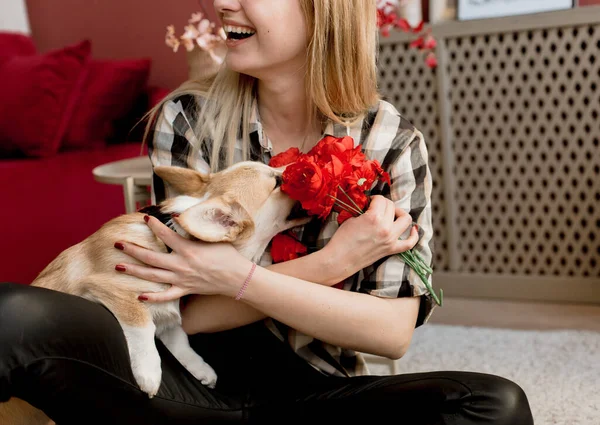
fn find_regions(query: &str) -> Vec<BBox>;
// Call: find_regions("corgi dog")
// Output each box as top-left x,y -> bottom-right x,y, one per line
0,161 -> 308,425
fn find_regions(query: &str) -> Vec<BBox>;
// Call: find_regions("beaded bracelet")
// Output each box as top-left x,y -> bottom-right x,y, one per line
235,262 -> 257,300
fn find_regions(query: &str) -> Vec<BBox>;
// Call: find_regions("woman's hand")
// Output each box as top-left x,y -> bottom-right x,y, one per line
321,195 -> 419,282
114,215 -> 246,302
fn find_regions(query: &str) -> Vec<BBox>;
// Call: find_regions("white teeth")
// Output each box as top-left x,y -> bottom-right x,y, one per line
224,25 -> 256,35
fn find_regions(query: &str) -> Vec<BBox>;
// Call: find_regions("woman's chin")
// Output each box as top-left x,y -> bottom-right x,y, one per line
224,58 -> 265,79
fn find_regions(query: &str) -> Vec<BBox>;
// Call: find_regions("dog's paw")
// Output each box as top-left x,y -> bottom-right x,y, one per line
131,352 -> 162,398
200,366 -> 218,389
187,361 -> 218,389
133,365 -> 162,398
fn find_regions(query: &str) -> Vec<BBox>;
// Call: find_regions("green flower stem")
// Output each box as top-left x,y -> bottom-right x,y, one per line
398,251 -> 443,306
397,235 -> 433,274
405,250 -> 433,274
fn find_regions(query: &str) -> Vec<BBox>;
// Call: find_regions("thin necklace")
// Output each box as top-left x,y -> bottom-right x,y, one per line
262,127 -> 321,154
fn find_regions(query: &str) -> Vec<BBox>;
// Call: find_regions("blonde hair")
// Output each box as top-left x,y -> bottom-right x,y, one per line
143,0 -> 379,172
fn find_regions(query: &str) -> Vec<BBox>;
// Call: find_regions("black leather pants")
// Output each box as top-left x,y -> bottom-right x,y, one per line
0,283 -> 534,424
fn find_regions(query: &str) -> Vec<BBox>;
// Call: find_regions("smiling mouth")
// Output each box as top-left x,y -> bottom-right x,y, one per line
224,25 -> 256,41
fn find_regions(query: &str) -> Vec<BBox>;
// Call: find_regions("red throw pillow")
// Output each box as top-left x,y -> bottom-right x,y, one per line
61,57 -> 152,151
0,32 -> 36,66
0,39 -> 91,158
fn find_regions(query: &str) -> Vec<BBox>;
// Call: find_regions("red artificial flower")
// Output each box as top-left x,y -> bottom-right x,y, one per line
334,174 -> 370,225
424,35 -> 437,50
425,52 -> 438,69
309,135 -> 368,171
269,147 -> 301,168
336,209 -> 355,226
280,135 -> 391,221
281,155 -> 336,218
308,135 -> 354,162
396,18 -> 412,32
270,233 -> 307,263
412,20 -> 425,33
410,36 -> 425,49
281,156 -> 325,202
276,132 -> 441,305
370,160 -> 392,185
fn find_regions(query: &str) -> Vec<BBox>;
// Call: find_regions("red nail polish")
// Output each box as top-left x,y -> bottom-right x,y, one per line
171,213 -> 180,218
138,295 -> 148,301
115,265 -> 126,272
144,215 -> 150,223
114,242 -> 125,250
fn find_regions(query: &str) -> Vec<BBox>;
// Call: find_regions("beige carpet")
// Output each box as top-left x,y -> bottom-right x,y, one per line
367,324 -> 600,425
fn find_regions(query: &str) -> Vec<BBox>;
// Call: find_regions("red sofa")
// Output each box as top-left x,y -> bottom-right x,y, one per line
0,32 -> 169,284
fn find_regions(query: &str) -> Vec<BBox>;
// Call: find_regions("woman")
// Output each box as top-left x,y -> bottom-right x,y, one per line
0,1 -> 534,424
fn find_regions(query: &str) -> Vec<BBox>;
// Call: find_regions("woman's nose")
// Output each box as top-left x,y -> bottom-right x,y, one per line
213,0 -> 241,14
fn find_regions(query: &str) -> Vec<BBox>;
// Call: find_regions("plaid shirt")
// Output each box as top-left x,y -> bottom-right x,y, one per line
149,95 -> 436,377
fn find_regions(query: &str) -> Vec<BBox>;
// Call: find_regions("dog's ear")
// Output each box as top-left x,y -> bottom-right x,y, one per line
153,166 -> 210,195
176,196 -> 254,242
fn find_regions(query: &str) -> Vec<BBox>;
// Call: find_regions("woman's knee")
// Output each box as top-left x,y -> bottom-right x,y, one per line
0,282 -> 119,337
0,283 -> 106,343
0,283 -> 47,342
481,374 -> 534,425
0,282 -> 131,375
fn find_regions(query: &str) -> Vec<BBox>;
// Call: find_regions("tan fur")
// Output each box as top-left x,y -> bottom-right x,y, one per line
153,166 -> 209,197
8,162 -> 306,422
34,213 -> 169,327
0,398 -> 54,425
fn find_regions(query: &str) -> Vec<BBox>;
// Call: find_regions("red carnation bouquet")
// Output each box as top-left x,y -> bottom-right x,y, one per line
269,135 -> 442,306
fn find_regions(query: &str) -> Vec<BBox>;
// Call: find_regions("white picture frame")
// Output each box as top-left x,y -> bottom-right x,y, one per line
457,0 -> 574,21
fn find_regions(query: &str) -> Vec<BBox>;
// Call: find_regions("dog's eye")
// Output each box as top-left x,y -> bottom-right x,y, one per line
274,175 -> 283,188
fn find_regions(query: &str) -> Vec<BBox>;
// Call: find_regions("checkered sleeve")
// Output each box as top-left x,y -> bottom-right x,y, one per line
148,95 -> 210,205
358,127 -> 437,327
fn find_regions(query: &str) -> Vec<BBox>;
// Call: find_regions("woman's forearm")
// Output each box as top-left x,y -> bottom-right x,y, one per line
220,261 -> 420,359
181,249 -> 341,334
181,294 -> 266,334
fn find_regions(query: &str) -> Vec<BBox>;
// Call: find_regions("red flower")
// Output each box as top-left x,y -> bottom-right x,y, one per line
281,156 -> 336,218
280,135 -> 391,221
336,209 -> 356,226
370,160 -> 392,185
309,136 -> 368,173
281,156 -> 325,202
270,233 -> 307,263
425,52 -> 438,69
424,35 -> 437,50
275,132 -> 441,305
269,147 -> 301,168
396,18 -> 412,32
412,20 -> 424,33
410,36 -> 425,49
334,178 -> 369,225
308,135 -> 354,163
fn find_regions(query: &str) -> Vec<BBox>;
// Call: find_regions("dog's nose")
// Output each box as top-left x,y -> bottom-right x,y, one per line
275,175 -> 283,188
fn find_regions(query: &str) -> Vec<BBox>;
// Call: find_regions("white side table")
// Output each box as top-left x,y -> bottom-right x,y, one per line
92,156 -> 153,213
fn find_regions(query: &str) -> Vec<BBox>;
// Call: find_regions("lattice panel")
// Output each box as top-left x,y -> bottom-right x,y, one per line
378,43 -> 449,271
445,24 -> 600,277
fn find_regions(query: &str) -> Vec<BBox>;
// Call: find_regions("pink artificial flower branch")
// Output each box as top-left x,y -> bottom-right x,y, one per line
377,1 -> 438,68
165,12 -> 226,65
